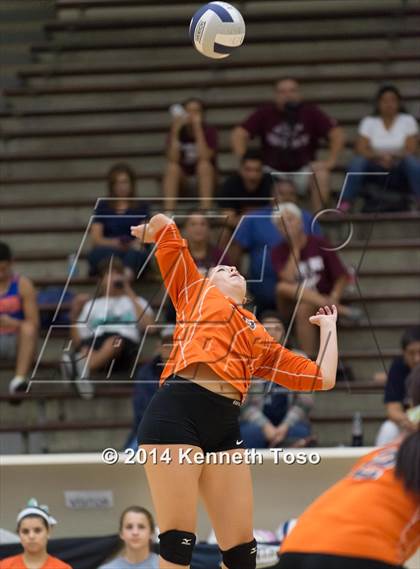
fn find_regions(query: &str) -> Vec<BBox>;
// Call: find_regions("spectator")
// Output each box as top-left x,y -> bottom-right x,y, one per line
231,78 -> 345,211
230,179 -> 322,314
341,85 -> 420,212
162,98 -> 218,212
217,149 -> 273,226
99,506 -> 158,569
61,257 -> 155,399
0,499 -> 72,569
240,312 -> 314,449
88,163 -> 149,279
164,209 -> 230,322
271,203 -> 359,356
376,325 -> 420,445
0,242 -> 39,395
126,325 -> 175,451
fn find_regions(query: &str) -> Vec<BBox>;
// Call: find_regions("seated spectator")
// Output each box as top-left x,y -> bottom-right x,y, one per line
125,325 -> 175,450
230,179 -> 322,314
240,312 -> 314,449
99,506 -> 158,569
162,98 -> 218,212
61,258 -> 155,399
271,203 -> 359,356
88,163 -> 149,279
0,242 -> 39,395
231,78 -> 345,211
376,325 -> 420,445
217,149 -> 273,226
341,84 -> 420,212
0,499 -> 72,569
164,209 -> 230,322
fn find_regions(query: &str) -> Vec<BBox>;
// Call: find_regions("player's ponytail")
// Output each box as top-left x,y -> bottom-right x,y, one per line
395,429 -> 420,497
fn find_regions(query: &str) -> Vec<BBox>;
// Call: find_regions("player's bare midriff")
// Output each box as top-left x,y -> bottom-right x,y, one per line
177,362 -> 242,401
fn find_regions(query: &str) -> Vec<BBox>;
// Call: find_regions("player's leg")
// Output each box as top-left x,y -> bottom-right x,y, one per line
142,444 -> 203,569
199,453 -> 256,569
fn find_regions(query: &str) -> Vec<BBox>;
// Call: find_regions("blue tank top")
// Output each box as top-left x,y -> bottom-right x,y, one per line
0,275 -> 24,333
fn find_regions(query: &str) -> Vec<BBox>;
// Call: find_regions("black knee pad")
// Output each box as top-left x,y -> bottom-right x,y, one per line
221,538 -> 257,569
158,529 -> 196,566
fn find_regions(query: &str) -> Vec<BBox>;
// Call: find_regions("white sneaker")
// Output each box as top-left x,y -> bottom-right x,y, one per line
73,353 -> 95,400
9,376 -> 27,395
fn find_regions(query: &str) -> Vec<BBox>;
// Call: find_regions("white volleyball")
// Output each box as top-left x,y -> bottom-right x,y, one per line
189,2 -> 246,59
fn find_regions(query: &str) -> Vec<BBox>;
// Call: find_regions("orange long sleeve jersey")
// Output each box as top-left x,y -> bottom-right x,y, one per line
154,222 -> 324,400
280,444 -> 420,566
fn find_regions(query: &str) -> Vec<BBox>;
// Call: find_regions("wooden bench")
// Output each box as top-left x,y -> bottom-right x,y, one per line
30,29 -> 419,54
18,52 -> 420,81
46,6 -> 420,33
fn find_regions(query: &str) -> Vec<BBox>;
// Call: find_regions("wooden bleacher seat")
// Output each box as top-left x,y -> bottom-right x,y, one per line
18,52 -> 420,81
30,28 -> 420,55
46,6 -> 420,33
5,69 -> 419,97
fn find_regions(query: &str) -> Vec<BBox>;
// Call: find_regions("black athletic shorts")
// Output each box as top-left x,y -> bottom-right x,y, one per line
278,553 -> 405,569
137,374 -> 244,453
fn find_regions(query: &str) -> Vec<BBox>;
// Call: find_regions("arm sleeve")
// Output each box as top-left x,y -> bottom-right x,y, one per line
358,117 -> 372,138
384,358 -> 407,403
255,331 -> 324,391
404,114 -> 419,136
319,238 -> 349,282
312,105 -> 338,138
241,108 -> 265,138
154,222 -> 203,312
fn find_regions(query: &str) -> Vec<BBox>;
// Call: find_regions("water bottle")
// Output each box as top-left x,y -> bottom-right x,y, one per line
68,253 -> 79,278
351,412 -> 364,446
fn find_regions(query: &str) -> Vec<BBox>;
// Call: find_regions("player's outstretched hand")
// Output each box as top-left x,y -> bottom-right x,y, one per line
309,305 -> 337,327
131,223 -> 154,243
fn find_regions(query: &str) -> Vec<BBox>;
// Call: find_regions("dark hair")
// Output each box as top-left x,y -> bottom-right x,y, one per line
97,256 -> 125,279
241,149 -> 263,164
182,97 -> 205,112
407,364 -> 420,407
401,326 -> 420,351
0,241 -> 12,262
260,310 -> 283,323
17,514 -> 49,532
107,163 -> 136,199
183,208 -> 211,228
395,429 -> 420,496
119,505 -> 155,533
373,84 -> 405,115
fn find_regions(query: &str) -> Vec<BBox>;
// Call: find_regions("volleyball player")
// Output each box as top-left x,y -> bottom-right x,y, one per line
278,365 -> 420,569
130,213 -> 338,569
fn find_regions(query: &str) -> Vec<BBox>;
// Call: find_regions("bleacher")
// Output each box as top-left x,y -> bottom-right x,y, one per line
1,0 -> 420,452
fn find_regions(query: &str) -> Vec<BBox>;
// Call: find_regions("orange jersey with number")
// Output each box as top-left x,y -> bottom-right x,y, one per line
280,444 -> 420,565
0,555 -> 72,569
154,222 -> 323,400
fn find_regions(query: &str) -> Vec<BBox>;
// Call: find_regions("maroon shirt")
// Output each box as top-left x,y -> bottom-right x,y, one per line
241,103 -> 337,171
174,124 -> 218,175
271,235 -> 348,295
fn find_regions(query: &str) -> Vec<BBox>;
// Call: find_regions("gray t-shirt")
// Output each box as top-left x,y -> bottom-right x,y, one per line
99,553 -> 159,569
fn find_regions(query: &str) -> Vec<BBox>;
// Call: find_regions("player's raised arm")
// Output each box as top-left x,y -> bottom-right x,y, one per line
256,305 -> 338,391
131,214 -> 203,310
